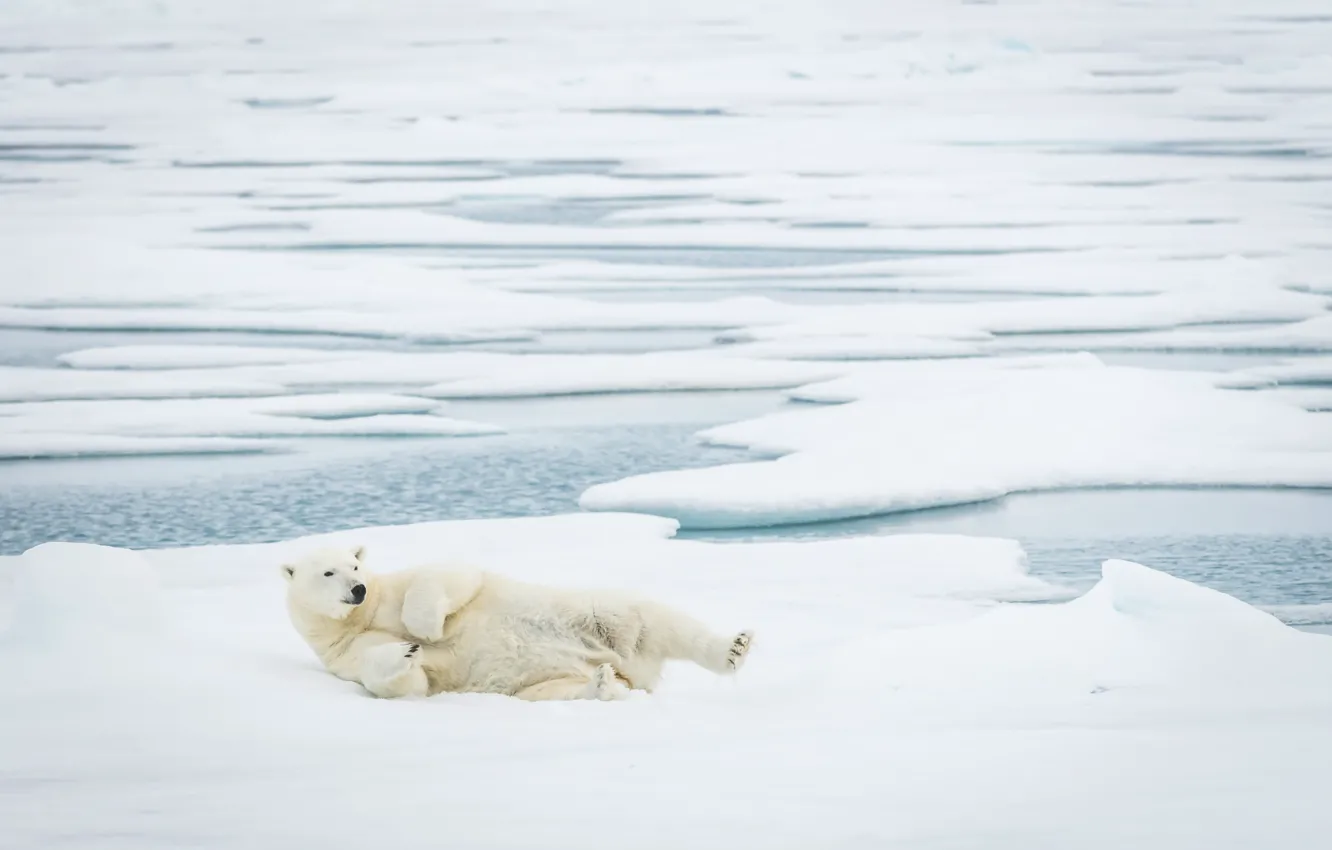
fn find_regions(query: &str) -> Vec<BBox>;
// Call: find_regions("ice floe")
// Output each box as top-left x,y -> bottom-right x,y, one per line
0,394 -> 501,457
2,514 -> 1329,848
582,356 -> 1332,527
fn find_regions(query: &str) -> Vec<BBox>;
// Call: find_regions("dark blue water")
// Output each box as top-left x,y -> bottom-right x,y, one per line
0,423 -> 756,553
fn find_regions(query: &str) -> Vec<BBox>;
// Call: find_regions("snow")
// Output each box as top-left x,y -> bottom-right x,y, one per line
12,276 -> 1313,360
716,283 -> 1328,345
5,541 -> 164,643
722,334 -> 988,361
418,352 -> 838,398
0,433 -> 272,460
0,365 -> 288,403
741,314 -> 1332,363
2,515 -> 1330,849
0,395 -> 502,451
3,0 -> 1332,844
3,0 -> 1331,456
1265,387 -> 1332,412
840,558 -> 1332,724
57,344 -> 358,369
1225,356 -> 1332,387
0,296 -> 796,339
582,356 -> 1332,528
0,348 -> 926,410
992,315 -> 1332,355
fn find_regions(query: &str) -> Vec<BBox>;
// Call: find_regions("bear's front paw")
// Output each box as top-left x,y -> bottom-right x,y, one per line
363,642 -> 421,685
586,663 -> 629,701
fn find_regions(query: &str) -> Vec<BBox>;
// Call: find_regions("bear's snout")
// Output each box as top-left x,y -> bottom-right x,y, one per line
349,583 -> 367,605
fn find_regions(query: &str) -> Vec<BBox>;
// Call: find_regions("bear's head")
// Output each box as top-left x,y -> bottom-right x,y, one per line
280,545 -> 370,620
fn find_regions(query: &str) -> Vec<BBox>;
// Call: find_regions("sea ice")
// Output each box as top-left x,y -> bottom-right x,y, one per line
582,357 -> 1332,527
57,344 -> 358,369
991,315 -> 1332,355
0,365 -> 287,403
1,514 -> 1329,849
1223,355 -> 1332,387
0,395 -> 502,449
0,433 -> 273,460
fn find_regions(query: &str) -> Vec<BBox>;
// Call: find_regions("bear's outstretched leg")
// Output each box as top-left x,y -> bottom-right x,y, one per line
513,665 -> 630,702
631,603 -> 754,676
359,642 -> 429,699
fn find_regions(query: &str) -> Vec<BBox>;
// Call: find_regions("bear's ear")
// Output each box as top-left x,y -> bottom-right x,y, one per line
280,564 -> 295,582
351,545 -> 366,562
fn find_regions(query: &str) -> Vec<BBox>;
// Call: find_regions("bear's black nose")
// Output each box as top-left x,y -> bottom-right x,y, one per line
350,583 -> 366,604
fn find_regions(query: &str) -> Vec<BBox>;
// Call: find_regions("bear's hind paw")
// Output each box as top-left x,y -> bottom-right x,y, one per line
725,631 -> 753,672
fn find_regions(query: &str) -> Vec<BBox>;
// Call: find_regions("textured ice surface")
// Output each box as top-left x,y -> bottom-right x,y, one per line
2,516 -> 1330,849
1,399 -> 497,446
1226,355 -> 1332,386
2,0 -> 1331,458
0,365 -> 287,402
0,433 -> 273,460
57,344 -> 358,369
684,488 -> 1332,624
992,315 -> 1332,355
0,393 -> 501,456
583,356 -> 1332,527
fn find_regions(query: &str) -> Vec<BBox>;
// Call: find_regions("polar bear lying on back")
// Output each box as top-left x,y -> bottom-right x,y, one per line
281,546 -> 754,701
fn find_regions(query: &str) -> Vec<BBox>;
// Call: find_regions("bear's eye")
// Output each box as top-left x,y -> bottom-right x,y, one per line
353,565 -> 358,571
323,571 -> 334,577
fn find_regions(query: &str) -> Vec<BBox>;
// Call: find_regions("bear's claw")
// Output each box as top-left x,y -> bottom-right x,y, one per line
726,631 -> 753,672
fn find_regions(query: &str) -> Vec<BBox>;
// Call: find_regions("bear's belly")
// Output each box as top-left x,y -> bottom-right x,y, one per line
435,607 -> 618,695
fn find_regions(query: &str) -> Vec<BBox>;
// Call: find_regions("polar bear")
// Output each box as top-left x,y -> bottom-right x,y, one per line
281,545 -> 754,701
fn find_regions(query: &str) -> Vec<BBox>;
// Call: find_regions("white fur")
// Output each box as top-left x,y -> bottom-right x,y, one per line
281,546 -> 754,701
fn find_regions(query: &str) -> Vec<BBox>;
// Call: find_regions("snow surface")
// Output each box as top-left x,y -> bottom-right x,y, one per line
57,344 -> 357,370
1,515 -> 1330,849
582,355 -> 1332,527
0,433 -> 272,460
44,348 -> 841,397
991,315 -> 1332,355
1266,387 -> 1332,412
0,365 -> 287,403
1225,356 -> 1332,387
2,0 -> 1331,457
0,394 -> 501,456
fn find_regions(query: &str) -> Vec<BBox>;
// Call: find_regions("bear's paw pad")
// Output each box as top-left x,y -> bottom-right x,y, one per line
726,631 -> 753,672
